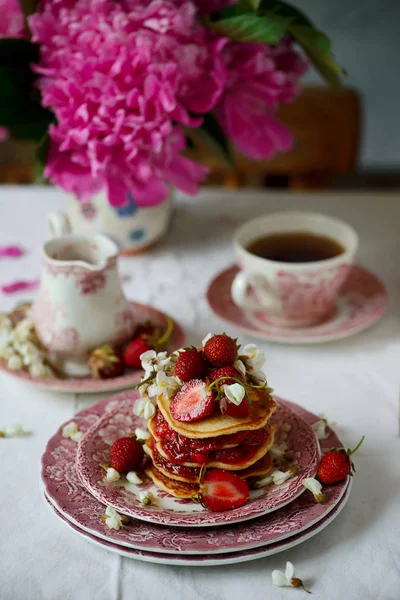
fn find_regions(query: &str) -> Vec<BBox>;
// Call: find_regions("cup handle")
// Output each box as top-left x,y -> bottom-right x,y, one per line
231,271 -> 280,313
47,212 -> 72,239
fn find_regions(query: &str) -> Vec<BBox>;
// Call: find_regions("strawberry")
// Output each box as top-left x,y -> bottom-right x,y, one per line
198,469 -> 249,511
135,321 -> 161,341
317,436 -> 364,484
204,334 -> 237,368
88,345 -> 124,379
170,379 -> 215,423
220,395 -> 250,419
209,366 -> 242,386
110,437 -> 144,473
174,349 -> 207,382
123,337 -> 154,370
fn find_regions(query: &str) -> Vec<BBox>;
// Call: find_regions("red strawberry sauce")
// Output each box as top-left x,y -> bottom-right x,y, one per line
151,411 -> 270,466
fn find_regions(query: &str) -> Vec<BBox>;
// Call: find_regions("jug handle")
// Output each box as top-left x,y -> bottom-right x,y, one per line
47,212 -> 72,239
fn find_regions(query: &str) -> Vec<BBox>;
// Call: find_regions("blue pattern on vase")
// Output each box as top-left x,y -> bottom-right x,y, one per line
115,191 -> 138,217
129,228 -> 147,242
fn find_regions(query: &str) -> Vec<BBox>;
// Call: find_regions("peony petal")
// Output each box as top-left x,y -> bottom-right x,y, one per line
0,245 -> 25,258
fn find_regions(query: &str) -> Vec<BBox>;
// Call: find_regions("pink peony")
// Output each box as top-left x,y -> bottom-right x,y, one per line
215,38 -> 308,160
0,0 -> 25,38
29,0 -> 228,207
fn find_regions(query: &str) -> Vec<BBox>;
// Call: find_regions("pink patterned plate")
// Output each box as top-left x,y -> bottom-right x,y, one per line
44,481 -> 352,566
207,265 -> 387,344
75,392 -> 320,527
42,394 -> 347,554
0,303 -> 184,393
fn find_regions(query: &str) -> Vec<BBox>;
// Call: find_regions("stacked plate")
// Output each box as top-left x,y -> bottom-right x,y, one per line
41,391 -> 351,566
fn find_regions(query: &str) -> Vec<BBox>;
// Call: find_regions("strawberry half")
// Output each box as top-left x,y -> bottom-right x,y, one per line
220,395 -> 250,419
170,379 -> 215,423
199,469 -> 249,511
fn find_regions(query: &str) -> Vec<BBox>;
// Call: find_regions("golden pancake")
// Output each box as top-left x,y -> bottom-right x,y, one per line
145,454 -> 273,499
157,388 -> 277,439
145,427 -> 275,483
145,465 -> 197,499
155,425 -> 276,468
148,416 -> 240,450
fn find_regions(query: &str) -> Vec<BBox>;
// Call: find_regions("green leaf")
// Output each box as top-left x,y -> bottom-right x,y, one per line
260,0 -> 313,27
237,0 -> 262,11
0,38 -> 39,66
209,13 -> 291,44
297,39 -> 345,89
185,114 -> 232,167
289,24 -> 331,53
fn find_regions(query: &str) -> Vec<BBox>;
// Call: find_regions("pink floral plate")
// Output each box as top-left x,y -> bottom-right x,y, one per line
74,392 -> 320,527
207,265 -> 388,344
0,303 -> 184,393
42,394 -> 347,554
44,480 -> 352,566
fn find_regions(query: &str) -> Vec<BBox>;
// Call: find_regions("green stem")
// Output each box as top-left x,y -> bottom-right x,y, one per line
155,317 -> 174,347
348,435 -> 365,456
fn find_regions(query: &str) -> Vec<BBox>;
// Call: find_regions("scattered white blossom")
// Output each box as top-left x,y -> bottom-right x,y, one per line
269,443 -> 287,459
7,355 -> 23,370
303,477 -> 324,502
140,350 -> 171,373
135,427 -> 150,441
139,490 -> 155,505
133,397 -> 156,420
127,471 -> 143,484
202,332 -> 214,347
106,468 -> 121,482
1,424 -> 29,438
223,383 -> 246,406
272,470 -> 293,485
62,421 -> 83,442
104,506 -> 122,531
233,359 -> 246,378
272,562 -> 311,593
254,474 -> 273,488
240,344 -> 266,373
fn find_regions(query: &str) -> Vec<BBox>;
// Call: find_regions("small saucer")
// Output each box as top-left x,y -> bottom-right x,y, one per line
0,302 -> 185,393
207,265 -> 388,344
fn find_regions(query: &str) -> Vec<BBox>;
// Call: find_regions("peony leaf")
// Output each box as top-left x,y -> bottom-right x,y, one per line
237,0 -> 262,11
295,36 -> 345,89
260,0 -> 313,27
209,13 -> 291,44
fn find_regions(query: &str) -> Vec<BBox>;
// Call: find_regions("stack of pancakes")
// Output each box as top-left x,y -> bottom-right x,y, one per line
145,387 -> 277,498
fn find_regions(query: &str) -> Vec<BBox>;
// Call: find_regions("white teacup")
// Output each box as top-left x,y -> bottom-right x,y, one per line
231,211 -> 359,328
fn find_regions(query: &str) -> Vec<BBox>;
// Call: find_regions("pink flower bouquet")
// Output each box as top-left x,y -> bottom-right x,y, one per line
0,0 -> 344,207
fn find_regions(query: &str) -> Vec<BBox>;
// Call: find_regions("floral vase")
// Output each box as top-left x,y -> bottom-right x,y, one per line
48,190 -> 173,255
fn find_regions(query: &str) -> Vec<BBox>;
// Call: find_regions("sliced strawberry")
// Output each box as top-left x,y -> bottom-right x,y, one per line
170,379 -> 215,423
209,366 -> 242,387
174,349 -> 207,382
220,395 -> 250,418
200,469 -> 249,511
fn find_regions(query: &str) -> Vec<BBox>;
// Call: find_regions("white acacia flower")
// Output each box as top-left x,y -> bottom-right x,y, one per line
106,468 -> 121,482
251,370 -> 267,383
139,490 -> 155,505
133,397 -> 156,420
233,359 -> 246,378
0,315 -> 12,333
135,427 -> 150,441
272,470 -> 293,485
2,424 -> 28,438
254,474 -> 273,488
151,371 -> 182,400
223,383 -> 245,406
19,341 -> 43,366
272,561 -> 294,587
70,430 -> 83,443
104,506 -> 122,531
29,362 -> 49,378
7,355 -> 23,370
303,477 -> 324,502
202,332 -> 214,347
140,350 -> 170,373
62,422 -> 78,439
240,344 -> 266,373
127,471 -> 143,484
11,318 -> 34,343
269,443 -> 287,459
312,419 -> 328,440
0,343 -> 13,360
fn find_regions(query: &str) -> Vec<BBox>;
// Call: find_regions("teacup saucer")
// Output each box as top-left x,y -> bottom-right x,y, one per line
207,265 -> 388,344
0,302 -> 185,393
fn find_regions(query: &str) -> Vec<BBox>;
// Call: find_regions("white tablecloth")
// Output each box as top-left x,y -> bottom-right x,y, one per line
1,187 -> 399,600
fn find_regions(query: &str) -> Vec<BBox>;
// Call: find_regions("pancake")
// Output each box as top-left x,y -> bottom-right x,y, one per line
145,428 -> 275,483
157,387 -> 277,439
145,454 -> 273,500
145,465 -> 197,499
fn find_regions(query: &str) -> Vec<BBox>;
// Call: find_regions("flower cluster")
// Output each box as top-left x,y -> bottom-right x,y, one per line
0,313 -> 55,378
29,0 -> 307,207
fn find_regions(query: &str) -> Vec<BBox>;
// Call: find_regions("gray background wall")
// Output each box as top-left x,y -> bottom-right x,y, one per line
293,0 -> 399,170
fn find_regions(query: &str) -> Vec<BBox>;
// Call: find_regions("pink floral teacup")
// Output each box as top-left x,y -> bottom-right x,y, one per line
32,233 -> 135,375
231,212 -> 359,328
